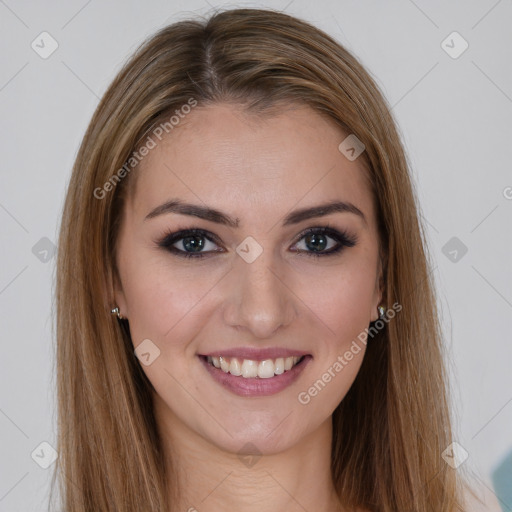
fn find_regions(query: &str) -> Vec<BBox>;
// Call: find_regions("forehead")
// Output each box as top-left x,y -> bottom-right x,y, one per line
127,102 -> 375,226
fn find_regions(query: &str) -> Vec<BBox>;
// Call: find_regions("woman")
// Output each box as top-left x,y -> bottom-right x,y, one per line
52,7 -> 494,512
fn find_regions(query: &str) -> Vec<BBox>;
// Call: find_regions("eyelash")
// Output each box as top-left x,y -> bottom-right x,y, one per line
155,225 -> 357,259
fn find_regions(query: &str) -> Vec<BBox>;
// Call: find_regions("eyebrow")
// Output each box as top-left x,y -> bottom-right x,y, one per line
144,199 -> 366,227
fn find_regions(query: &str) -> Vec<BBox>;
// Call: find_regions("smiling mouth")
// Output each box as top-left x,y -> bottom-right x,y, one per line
200,354 -> 307,379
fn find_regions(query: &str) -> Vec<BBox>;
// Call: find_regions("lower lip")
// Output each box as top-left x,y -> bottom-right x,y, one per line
198,355 -> 312,397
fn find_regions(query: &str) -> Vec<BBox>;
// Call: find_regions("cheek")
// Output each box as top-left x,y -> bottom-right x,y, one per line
293,265 -> 374,413
118,249 -> 212,348
294,257 -> 377,343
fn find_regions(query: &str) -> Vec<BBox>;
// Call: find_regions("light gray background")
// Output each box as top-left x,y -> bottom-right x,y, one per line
0,1 -> 511,510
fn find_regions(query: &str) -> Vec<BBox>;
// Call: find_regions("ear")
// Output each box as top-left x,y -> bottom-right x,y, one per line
370,256 -> 384,322
112,265 -> 129,319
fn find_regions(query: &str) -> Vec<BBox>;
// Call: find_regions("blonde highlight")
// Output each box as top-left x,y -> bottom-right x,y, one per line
53,8 -> 467,511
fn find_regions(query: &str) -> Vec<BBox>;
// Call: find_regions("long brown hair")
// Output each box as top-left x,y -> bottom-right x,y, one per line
52,7 -> 468,511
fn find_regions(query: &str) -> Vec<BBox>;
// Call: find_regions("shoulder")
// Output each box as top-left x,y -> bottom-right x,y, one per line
462,481 -> 502,512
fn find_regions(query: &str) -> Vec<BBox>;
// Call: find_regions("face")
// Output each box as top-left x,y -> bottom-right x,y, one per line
114,102 -> 383,455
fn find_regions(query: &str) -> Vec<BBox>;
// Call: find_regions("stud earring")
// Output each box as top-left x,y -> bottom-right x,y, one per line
111,306 -> 124,320
377,305 -> 386,320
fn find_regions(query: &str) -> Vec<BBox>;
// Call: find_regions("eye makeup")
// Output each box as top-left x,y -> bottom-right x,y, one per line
154,224 -> 358,260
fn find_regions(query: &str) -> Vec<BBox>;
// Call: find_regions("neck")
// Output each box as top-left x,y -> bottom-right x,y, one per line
153,394 -> 345,512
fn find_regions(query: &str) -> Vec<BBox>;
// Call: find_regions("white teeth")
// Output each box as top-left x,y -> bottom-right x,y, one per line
241,359 -> 258,378
257,360 -> 275,379
229,357 -> 242,376
206,355 -> 304,378
219,356 -> 230,373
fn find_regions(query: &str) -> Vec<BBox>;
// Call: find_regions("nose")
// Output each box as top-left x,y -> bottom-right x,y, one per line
222,250 -> 297,339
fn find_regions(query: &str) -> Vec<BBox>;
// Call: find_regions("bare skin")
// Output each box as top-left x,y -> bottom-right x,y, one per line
114,102 -> 382,512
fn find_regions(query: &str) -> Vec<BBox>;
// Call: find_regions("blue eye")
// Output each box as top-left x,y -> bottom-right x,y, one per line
157,229 -> 222,259
291,227 -> 357,257
156,226 -> 357,259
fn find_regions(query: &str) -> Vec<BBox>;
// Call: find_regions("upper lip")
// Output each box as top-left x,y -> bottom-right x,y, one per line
199,347 -> 311,360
